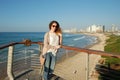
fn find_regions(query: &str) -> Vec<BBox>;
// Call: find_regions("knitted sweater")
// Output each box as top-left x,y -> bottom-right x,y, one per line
42,32 -> 62,56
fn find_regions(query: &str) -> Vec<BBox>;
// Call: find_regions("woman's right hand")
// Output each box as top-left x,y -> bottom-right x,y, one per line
54,45 -> 61,49
51,45 -> 61,50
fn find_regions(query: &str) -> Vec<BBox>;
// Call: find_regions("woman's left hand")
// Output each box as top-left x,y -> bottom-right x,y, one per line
55,45 -> 61,49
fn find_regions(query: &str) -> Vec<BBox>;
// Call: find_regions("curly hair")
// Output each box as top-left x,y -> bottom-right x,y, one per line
49,20 -> 62,34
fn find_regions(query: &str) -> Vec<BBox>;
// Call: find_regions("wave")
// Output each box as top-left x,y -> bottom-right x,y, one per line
0,32 -> 98,62
92,37 -> 98,43
64,34 -> 71,37
73,36 -> 85,41
64,33 -> 80,38
88,37 -> 97,44
67,44 -> 74,46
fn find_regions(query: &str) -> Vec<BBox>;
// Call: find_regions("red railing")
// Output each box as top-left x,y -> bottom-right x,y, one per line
1,41 -> 120,58
0,40 -> 120,80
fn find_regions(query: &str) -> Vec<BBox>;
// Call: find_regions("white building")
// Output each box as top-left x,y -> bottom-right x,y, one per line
86,26 -> 91,32
63,29 -> 71,33
111,24 -> 118,32
86,24 -> 104,33
63,28 -> 77,33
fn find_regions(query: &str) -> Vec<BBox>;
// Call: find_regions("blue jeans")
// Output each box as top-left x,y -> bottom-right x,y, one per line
43,52 -> 56,80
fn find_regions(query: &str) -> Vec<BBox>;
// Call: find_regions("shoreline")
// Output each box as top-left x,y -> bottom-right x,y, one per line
0,33 -> 107,80
83,33 -> 102,49
83,33 -> 107,50
57,33 -> 107,64
54,33 -> 107,80
85,36 -> 101,49
84,33 -> 107,80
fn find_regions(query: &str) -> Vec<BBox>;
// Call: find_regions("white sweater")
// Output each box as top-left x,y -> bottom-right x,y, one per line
47,32 -> 59,56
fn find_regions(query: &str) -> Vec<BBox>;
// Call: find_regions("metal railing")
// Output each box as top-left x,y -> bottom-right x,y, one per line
0,40 -> 120,80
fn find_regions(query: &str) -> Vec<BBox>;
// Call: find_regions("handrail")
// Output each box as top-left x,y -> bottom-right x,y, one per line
62,45 -> 120,58
0,40 -> 120,80
0,41 -> 43,49
0,41 -> 43,80
1,41 -> 120,58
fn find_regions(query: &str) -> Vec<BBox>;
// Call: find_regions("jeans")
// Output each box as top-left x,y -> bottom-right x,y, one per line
43,52 -> 56,80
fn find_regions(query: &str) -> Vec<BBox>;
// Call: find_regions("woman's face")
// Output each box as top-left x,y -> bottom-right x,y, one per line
51,23 -> 57,32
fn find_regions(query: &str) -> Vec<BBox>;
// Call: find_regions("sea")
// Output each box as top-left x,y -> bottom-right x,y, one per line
0,32 -> 97,63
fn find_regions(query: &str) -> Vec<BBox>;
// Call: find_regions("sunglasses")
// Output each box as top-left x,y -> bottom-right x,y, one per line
52,25 -> 57,27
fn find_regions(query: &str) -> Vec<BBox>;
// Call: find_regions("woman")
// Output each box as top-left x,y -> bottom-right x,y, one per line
41,20 -> 62,80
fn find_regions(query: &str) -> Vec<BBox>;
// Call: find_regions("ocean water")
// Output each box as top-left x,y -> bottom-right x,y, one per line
0,32 -> 97,47
0,32 -> 97,62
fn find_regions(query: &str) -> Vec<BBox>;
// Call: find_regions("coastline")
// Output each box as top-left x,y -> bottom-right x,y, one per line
84,33 -> 107,80
0,32 -> 107,80
85,35 -> 100,49
83,33 -> 106,50
54,33 -> 107,80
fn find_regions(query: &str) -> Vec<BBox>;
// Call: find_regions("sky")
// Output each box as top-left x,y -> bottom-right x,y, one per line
0,0 -> 120,32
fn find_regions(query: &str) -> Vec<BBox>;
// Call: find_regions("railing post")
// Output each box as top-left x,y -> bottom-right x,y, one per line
86,53 -> 90,80
7,46 -> 14,80
39,44 -> 43,54
65,49 -> 68,59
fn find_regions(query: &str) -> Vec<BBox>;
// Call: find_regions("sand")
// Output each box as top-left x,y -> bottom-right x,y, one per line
54,33 -> 107,80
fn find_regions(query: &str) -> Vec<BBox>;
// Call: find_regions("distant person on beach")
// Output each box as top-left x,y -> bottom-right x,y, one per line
41,20 -> 62,80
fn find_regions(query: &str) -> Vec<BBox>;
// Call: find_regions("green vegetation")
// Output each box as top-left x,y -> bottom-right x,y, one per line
104,34 -> 120,65
105,35 -> 120,54
98,34 -> 120,80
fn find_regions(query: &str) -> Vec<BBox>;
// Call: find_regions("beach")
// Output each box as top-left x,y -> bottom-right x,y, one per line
0,32 -> 107,80
85,33 -> 107,80
54,33 -> 107,80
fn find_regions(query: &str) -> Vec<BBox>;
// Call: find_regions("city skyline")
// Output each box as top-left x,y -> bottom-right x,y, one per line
63,24 -> 120,33
0,0 -> 120,32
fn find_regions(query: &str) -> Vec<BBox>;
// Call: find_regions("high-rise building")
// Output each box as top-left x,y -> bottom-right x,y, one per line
103,25 -> 105,32
86,24 -> 104,33
111,24 -> 118,32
